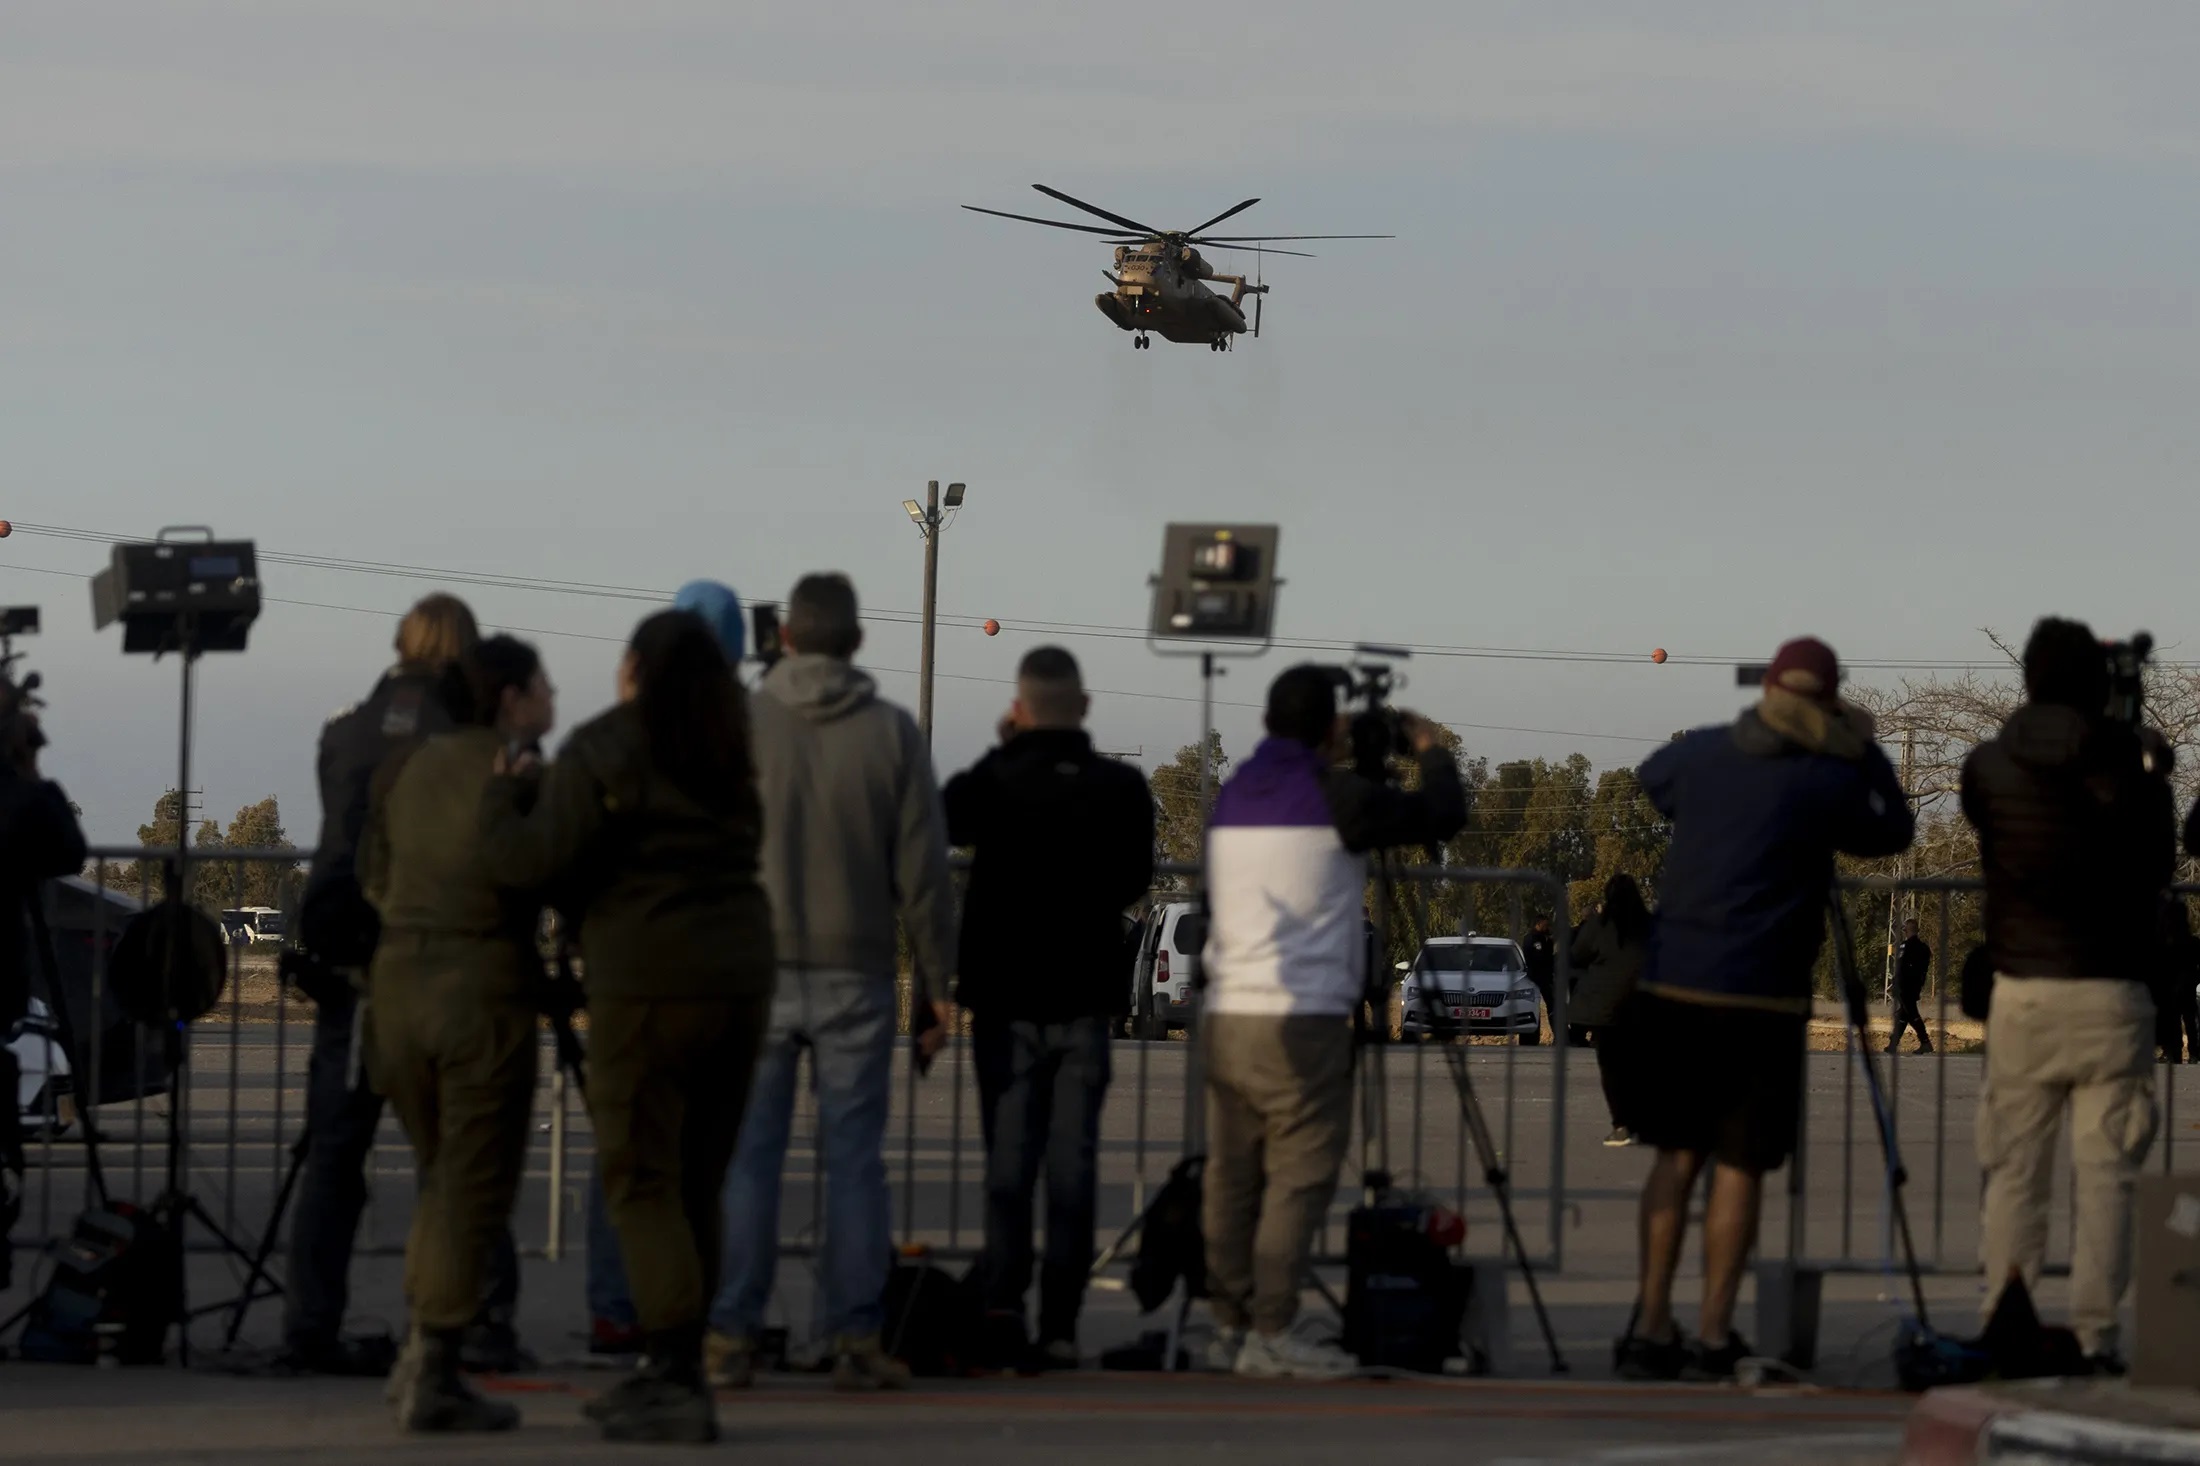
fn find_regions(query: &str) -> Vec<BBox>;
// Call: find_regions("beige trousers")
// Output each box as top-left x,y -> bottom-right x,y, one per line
1978,977 -> 2158,1355
1202,1013 -> 1355,1336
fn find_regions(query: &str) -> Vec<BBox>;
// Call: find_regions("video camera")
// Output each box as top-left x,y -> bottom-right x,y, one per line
2105,631 -> 2152,730
1322,645 -> 1413,783
0,606 -> 46,771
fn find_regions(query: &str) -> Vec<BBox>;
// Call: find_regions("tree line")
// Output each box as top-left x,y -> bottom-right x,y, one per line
97,791 -> 305,912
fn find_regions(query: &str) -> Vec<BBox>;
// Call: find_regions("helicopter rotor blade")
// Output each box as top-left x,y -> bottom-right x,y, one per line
1191,233 -> 1395,242
962,205 -> 1147,239
1195,242 -> 1317,258
1031,184 -> 1165,238
1185,197 -> 1261,236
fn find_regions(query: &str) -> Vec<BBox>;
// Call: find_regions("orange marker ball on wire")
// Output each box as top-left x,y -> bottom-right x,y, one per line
0,521 -> 12,538
1651,648 -> 1668,664
983,619 -> 1000,637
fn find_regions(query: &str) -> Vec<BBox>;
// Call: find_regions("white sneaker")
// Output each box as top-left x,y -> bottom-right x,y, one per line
1233,1328 -> 1359,1380
1204,1326 -> 1246,1372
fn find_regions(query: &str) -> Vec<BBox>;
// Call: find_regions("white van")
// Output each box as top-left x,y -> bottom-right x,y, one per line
219,906 -> 286,947
1128,900 -> 1206,1040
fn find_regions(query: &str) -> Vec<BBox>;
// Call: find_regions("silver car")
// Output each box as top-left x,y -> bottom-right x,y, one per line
1397,936 -> 1543,1043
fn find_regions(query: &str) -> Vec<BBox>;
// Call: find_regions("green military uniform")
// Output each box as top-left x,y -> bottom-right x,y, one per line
362,725 -> 542,1335
478,701 -> 774,1340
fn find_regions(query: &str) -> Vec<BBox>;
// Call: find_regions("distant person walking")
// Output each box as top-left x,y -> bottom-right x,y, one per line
1889,919 -> 1934,1055
1524,918 -> 1558,1038
1568,873 -> 1650,1147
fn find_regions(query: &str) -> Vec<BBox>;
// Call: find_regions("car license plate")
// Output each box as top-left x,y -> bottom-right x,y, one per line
1448,1006 -> 1462,1019
1468,1007 -> 1493,1020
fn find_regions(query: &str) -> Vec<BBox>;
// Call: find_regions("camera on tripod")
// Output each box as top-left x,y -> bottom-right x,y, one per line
1322,646 -> 1413,783
2105,631 -> 2153,729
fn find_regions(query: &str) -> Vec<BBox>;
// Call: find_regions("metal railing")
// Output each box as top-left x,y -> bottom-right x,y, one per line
1782,873 -> 2191,1280
10,851 -> 1585,1291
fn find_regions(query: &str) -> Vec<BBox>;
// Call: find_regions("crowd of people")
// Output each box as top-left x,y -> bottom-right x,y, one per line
4,580 -> 2199,1420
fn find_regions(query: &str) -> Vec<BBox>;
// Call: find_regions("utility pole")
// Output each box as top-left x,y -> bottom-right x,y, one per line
1883,725 -> 1916,1007
900,481 -> 966,748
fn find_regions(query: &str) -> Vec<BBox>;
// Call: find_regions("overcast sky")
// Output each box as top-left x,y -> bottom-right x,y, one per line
6,2 -> 2198,844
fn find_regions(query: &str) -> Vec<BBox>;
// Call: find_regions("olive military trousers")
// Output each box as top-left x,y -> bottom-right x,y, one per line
368,933 -> 541,1335
589,994 -> 770,1334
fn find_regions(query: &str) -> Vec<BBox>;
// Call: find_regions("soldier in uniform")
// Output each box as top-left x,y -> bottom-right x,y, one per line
479,609 -> 772,1442
364,634 -> 557,1433
285,594 -> 530,1376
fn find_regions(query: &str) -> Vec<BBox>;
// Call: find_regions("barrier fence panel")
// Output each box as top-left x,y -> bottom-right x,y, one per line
10,852 -> 1589,1339
1784,873 -> 2191,1281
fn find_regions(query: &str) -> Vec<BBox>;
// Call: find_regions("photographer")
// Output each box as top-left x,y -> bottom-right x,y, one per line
363,636 -> 556,1433
1963,617 -> 2175,1371
1620,637 -> 1912,1383
284,595 -> 526,1377
479,610 -> 772,1443
943,646 -> 1154,1371
0,663 -> 88,1288
1201,665 -> 1465,1379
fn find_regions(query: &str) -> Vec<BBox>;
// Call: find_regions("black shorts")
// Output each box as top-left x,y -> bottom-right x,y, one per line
1617,990 -> 1806,1174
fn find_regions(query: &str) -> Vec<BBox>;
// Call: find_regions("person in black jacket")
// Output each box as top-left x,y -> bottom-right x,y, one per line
1962,616 -> 2175,1369
283,594 -> 526,1378
944,647 -> 1154,1370
1889,919 -> 1933,1055
1523,919 -> 1557,1032
0,668 -> 88,1290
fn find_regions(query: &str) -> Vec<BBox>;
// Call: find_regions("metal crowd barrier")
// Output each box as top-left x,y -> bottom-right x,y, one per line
1781,873 -> 2192,1280
11,852 -> 1588,1299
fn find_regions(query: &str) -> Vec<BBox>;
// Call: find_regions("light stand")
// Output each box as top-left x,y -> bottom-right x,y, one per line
92,528 -> 264,1364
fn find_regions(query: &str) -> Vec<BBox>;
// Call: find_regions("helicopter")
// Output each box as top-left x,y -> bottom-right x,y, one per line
963,185 -> 1391,351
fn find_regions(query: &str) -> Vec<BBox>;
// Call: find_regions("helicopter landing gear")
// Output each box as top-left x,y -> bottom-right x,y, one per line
1133,333 -> 1149,349
1208,335 -> 1233,352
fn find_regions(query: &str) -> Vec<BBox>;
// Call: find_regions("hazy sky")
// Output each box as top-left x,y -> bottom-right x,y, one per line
7,2 -> 2199,844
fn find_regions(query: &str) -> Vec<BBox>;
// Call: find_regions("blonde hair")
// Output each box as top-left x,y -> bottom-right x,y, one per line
394,594 -> 479,670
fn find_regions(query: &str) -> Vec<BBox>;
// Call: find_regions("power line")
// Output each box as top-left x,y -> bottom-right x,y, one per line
1,518 -> 2105,673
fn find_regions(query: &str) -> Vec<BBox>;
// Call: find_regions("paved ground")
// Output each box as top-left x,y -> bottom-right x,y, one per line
0,1366 -> 1925,1465
5,1021 -> 2193,1461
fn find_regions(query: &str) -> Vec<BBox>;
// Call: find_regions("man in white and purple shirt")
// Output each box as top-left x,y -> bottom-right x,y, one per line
1200,665 -> 1466,1378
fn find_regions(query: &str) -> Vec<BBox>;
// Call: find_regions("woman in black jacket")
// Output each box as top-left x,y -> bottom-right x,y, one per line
478,611 -> 773,1444
1569,873 -> 1651,1147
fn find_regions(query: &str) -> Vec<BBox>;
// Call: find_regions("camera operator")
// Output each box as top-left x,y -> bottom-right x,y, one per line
1619,637 -> 1912,1383
284,595 -> 527,1378
0,665 -> 88,1288
362,635 -> 556,1433
1201,665 -> 1466,1379
1963,617 -> 2175,1371
943,646 -> 1155,1372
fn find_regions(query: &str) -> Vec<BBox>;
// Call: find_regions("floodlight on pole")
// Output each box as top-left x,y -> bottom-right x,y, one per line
901,479 -> 968,747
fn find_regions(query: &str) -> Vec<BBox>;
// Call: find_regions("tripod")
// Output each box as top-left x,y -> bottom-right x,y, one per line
1824,890 -> 1933,1333
1369,849 -> 1570,1374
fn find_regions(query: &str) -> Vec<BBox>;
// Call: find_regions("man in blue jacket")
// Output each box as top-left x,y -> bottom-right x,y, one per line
1619,637 -> 1913,1382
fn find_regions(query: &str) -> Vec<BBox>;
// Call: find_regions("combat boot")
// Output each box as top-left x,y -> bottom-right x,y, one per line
831,1333 -> 912,1391
595,1325 -> 717,1444
393,1328 -> 520,1434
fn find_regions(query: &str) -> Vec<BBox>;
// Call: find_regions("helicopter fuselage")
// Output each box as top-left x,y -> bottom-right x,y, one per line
1095,240 -> 1262,348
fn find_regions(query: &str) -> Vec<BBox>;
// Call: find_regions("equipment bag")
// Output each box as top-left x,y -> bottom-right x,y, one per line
881,1250 -> 982,1377
18,1201 -> 178,1365
1342,1201 -> 1472,1374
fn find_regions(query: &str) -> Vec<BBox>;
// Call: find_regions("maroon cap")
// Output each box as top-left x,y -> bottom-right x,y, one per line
1765,637 -> 1840,702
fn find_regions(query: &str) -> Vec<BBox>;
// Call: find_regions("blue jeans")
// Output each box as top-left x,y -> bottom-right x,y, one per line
586,1169 -> 635,1328
711,968 -> 895,1343
973,1014 -> 1112,1343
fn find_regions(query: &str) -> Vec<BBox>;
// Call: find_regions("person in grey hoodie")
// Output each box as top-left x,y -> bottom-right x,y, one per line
706,572 -> 958,1392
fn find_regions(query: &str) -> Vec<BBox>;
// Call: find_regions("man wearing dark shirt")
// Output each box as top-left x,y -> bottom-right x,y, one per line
944,647 -> 1155,1370
1889,919 -> 1933,1054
